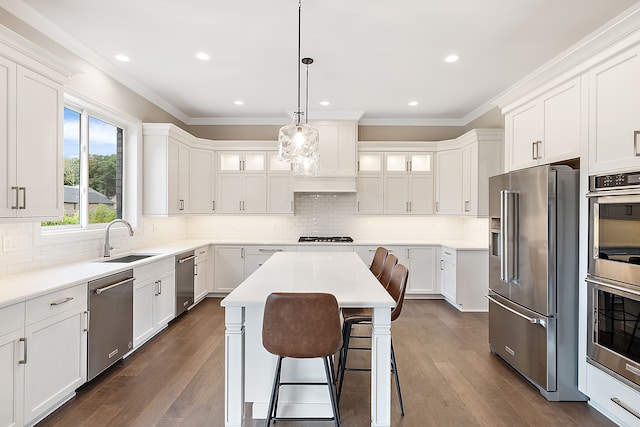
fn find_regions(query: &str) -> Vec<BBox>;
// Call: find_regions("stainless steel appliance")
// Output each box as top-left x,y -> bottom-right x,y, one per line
587,170 -> 640,388
488,164 -> 584,401
87,269 -> 134,380
298,236 -> 354,242
175,251 -> 196,317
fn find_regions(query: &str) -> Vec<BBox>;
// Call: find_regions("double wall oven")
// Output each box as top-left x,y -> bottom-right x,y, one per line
588,171 -> 640,388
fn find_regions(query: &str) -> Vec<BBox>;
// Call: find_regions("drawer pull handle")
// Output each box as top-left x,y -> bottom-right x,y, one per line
50,297 -> 74,306
485,295 -> 547,328
611,397 -> 640,419
19,338 -> 27,364
258,249 -> 283,252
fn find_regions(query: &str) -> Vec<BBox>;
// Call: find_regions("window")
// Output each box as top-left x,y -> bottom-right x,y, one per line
43,107 -> 124,227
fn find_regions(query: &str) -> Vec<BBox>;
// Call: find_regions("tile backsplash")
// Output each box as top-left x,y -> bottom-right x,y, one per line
0,193 -> 487,278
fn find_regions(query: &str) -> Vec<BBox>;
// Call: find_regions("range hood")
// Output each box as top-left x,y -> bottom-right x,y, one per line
292,176 -> 356,193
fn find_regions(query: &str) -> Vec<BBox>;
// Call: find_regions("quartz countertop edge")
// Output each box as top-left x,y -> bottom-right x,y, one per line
0,239 -> 211,309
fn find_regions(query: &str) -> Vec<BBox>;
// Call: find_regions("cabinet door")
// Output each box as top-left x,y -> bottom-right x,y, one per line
589,45 -> 640,172
243,174 -> 267,213
194,249 -> 210,302
23,310 -> 86,424
0,329 -> 24,427
356,175 -> 384,214
190,149 -> 215,214
435,150 -> 463,215
154,272 -> 175,328
0,57 -> 15,218
385,153 -> 408,174
541,76 -> 581,163
508,102 -> 542,170
133,278 -> 155,348
16,66 -> 63,219
177,143 -> 190,213
215,246 -> 245,293
408,175 -> 434,214
243,152 -> 266,173
461,143 -> 478,215
217,174 -> 243,213
267,175 -> 293,214
409,153 -> 432,173
407,247 -> 438,294
167,140 -> 181,215
315,122 -> 356,176
384,175 -> 409,214
358,152 -> 383,173
441,257 -> 456,301
219,152 -> 242,172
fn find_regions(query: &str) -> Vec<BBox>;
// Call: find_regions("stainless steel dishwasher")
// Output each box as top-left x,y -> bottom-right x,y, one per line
87,269 -> 134,380
175,251 -> 196,317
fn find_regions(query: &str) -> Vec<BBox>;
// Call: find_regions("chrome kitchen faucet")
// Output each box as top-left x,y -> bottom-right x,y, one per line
103,219 -> 134,257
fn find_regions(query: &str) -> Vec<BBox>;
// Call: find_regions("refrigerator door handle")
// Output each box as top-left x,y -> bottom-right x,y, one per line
486,295 -> 547,328
500,190 -> 519,284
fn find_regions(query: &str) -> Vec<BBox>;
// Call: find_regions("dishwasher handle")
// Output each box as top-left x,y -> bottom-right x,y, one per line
94,277 -> 135,295
177,254 -> 196,264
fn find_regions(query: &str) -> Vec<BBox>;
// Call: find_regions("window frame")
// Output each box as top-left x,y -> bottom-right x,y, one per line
42,93 -> 141,233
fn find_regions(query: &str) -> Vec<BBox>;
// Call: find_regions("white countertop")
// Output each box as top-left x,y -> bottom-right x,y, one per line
0,239 -> 210,309
216,239 -> 488,250
221,251 -> 395,308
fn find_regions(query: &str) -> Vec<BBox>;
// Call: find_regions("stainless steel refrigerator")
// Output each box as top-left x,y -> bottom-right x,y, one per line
488,164 -> 585,401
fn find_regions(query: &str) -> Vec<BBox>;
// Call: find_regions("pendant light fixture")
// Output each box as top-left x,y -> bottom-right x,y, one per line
277,0 -> 319,177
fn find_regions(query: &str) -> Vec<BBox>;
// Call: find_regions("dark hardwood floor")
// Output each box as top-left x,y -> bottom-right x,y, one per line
39,298 -> 614,427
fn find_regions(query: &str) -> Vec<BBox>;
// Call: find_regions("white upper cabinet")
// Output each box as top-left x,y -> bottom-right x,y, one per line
356,152 -> 384,214
0,51 -> 66,220
589,44 -> 640,173
505,76 -> 581,171
217,151 -> 267,214
143,124 -> 193,216
267,152 -> 293,214
383,152 -> 434,215
190,148 -> 216,214
435,129 -> 503,217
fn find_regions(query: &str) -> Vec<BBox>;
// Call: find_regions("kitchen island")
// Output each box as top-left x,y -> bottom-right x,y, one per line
220,251 -> 396,427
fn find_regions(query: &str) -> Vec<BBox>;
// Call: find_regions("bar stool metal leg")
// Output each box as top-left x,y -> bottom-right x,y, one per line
390,339 -> 404,416
323,356 -> 341,427
265,356 -> 284,426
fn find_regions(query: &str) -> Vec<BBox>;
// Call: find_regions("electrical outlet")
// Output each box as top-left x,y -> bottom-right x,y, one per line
2,235 -> 29,252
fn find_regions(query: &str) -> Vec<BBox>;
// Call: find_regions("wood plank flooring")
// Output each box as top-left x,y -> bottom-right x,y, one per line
39,298 -> 614,427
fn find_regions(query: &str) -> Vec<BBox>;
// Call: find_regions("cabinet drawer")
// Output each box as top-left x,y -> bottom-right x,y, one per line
0,302 -> 25,336
244,245 -> 292,256
196,246 -> 209,260
587,363 -> 640,426
441,247 -> 456,263
26,283 -> 87,325
134,257 -> 174,282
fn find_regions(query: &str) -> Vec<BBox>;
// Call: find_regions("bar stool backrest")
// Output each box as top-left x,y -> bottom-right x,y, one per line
388,264 -> 409,321
262,292 -> 343,359
378,253 -> 398,289
369,247 -> 388,278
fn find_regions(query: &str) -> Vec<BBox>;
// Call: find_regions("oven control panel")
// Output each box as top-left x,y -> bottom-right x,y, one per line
590,171 -> 640,190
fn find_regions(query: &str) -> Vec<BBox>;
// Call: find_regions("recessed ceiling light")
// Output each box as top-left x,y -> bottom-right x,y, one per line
408,101 -> 419,106
320,101 -> 330,106
444,54 -> 459,63
115,54 -> 130,62
234,100 -> 244,106
195,52 -> 210,61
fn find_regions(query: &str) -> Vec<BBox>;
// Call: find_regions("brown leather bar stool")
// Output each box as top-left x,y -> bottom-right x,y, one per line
378,253 -> 398,288
337,264 -> 409,415
262,292 -> 343,427
369,247 -> 388,279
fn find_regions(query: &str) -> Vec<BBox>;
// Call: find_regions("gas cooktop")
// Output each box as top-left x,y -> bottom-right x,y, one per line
298,236 -> 354,243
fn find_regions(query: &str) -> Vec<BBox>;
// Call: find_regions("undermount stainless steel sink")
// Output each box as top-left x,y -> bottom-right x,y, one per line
99,254 -> 158,263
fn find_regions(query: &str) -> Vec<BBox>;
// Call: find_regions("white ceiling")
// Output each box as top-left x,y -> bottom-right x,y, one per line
8,0 -> 640,125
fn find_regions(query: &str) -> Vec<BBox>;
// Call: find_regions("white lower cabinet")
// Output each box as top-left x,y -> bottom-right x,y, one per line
296,245 -> 353,252
439,247 -> 488,311
0,302 -> 26,427
406,247 -> 438,295
354,245 -> 438,297
587,363 -> 640,426
133,258 -> 175,349
214,246 -> 245,293
244,245 -> 296,278
18,284 -> 87,426
194,246 -> 211,303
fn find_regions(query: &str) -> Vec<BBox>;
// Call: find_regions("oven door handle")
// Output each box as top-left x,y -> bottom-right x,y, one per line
485,295 -> 547,328
94,277 -> 134,295
586,276 -> 640,298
